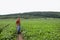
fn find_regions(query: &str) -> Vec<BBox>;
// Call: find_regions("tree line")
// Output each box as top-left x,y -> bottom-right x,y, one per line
0,11 -> 60,19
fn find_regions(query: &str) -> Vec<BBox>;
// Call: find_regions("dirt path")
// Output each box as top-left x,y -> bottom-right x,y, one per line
17,34 -> 24,40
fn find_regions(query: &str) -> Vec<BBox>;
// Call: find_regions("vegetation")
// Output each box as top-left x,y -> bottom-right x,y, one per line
0,18 -> 60,40
0,11 -> 60,19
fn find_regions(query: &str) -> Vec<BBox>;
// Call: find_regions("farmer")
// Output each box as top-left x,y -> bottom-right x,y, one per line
16,17 -> 21,34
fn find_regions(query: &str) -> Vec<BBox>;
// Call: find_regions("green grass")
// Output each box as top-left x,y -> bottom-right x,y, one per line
0,18 -> 60,40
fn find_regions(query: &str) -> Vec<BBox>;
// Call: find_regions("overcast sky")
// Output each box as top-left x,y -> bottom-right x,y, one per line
0,0 -> 60,15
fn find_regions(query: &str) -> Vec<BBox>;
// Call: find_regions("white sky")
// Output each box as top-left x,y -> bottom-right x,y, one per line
0,0 -> 60,15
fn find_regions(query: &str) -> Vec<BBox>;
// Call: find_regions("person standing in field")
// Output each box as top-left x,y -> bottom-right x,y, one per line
16,17 -> 23,40
16,17 -> 21,34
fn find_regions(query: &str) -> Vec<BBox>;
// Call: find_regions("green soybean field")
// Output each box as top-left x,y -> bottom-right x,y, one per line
0,18 -> 60,40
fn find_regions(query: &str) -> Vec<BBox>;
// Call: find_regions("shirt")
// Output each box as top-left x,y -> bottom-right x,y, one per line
16,18 -> 20,26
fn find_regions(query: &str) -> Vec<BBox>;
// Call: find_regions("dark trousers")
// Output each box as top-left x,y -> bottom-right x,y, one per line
17,25 -> 21,34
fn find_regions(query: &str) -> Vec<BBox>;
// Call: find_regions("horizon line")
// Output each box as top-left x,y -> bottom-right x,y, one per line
0,11 -> 60,15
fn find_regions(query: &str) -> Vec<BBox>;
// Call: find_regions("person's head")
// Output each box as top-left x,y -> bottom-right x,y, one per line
16,15 -> 20,20
18,15 -> 20,18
